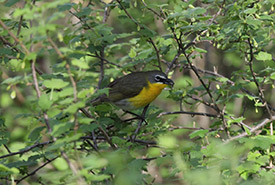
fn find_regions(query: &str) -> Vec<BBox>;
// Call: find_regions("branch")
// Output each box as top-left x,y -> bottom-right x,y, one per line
0,19 -> 29,54
0,19 -> 51,132
16,15 -> 24,37
0,141 -> 53,159
165,50 -> 181,74
141,0 -> 164,20
158,111 -> 219,118
247,38 -> 273,118
80,108 -> 117,149
224,116 -> 275,144
85,135 -> 157,146
148,38 -> 162,71
88,53 -> 122,68
61,151 -> 86,184
182,64 -> 275,111
16,156 -> 59,184
116,0 -> 140,27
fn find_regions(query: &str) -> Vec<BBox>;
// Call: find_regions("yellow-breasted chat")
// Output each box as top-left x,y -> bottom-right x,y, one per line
92,70 -> 174,110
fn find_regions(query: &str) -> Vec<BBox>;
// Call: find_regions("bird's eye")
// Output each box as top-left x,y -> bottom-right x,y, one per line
155,75 -> 164,82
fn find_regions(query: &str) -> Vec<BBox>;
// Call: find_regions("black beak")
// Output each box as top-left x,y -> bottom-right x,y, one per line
165,78 -> 174,87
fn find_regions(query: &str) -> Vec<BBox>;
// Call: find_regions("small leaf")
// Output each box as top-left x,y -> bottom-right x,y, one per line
255,51 -> 272,61
57,3 -> 75,12
270,72 -> 275,80
5,0 -> 20,7
10,90 -> 16,99
129,48 -> 136,58
53,157 -> 69,171
189,130 -> 209,139
72,59 -> 89,69
194,47 -> 207,53
38,94 -> 53,110
43,79 -> 69,89
25,52 -> 37,61
243,126 -> 251,136
64,101 -> 85,113
28,126 -> 45,141
158,135 -> 178,149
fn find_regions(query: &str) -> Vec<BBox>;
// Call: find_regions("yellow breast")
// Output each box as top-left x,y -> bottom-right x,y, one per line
128,81 -> 167,108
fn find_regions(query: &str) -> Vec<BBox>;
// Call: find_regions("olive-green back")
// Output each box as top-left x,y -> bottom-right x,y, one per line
108,72 -> 148,102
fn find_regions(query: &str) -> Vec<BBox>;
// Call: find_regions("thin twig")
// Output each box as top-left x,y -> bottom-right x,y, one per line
116,0 -> 140,27
158,111 -> 219,118
80,108 -> 117,149
16,16 -> 24,37
0,20 -> 29,54
16,156 -> 59,184
85,139 -> 99,152
0,141 -> 53,159
0,19 -> 51,132
168,126 -> 211,131
182,64 -> 275,111
148,38 -> 162,71
224,116 -> 275,144
247,38 -> 273,118
47,37 -> 65,58
97,51 -> 105,89
165,50 -> 181,74
87,53 -> 122,68
86,135 -> 157,145
141,0 -> 164,20
61,152 -> 86,184
3,144 -> 11,153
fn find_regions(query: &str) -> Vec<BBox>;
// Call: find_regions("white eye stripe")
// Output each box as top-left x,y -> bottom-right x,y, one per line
155,75 -> 166,81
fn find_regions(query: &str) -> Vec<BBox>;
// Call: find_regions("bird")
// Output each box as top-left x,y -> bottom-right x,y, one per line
91,70 -> 174,111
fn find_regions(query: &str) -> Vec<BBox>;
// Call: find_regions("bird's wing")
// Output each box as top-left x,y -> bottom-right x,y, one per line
108,73 -> 147,102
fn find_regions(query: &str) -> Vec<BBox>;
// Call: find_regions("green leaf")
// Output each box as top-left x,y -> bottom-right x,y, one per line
0,164 -> 19,175
270,72 -> 275,80
1,76 -> 23,85
129,48 -> 136,58
52,157 -> 69,170
38,94 -> 53,110
95,103 -> 113,112
189,130 -> 209,139
81,154 -> 108,170
194,47 -> 207,53
28,126 -> 45,141
243,126 -> 251,136
57,3 -> 75,11
52,122 -> 74,137
158,134 -> 178,149
25,52 -> 37,61
72,59 -> 89,69
64,101 -> 85,113
43,79 -> 69,89
79,124 -> 98,132
4,0 -> 20,7
255,51 -> 272,61
58,87 -> 74,98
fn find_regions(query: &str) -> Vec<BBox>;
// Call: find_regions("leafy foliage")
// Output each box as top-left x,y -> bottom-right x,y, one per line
0,0 -> 275,184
